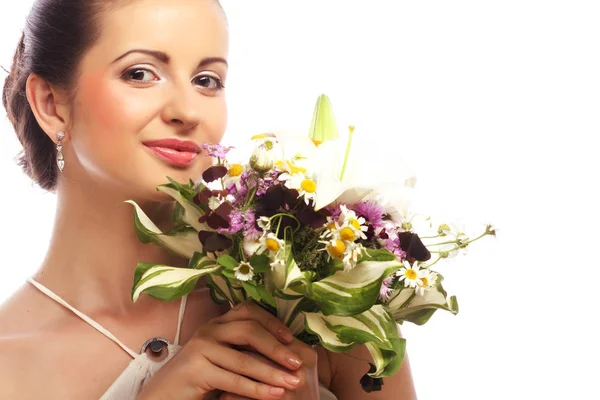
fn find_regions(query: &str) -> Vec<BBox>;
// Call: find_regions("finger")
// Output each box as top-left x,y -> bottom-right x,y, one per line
205,345 -> 302,391
219,392 -> 255,400
287,339 -> 318,369
206,364 -> 286,400
216,300 -> 294,344
213,321 -> 304,371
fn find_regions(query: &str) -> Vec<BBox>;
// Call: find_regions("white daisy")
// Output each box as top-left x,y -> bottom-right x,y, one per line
258,233 -> 285,257
338,205 -> 368,240
223,162 -> 246,190
320,216 -> 341,239
242,236 -> 261,257
342,242 -> 365,272
322,238 -> 346,260
279,172 -> 318,205
415,269 -> 438,296
257,216 -> 272,231
234,261 -> 254,282
397,261 -> 423,288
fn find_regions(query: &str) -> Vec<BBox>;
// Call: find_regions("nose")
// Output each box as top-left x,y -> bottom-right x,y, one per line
161,83 -> 202,130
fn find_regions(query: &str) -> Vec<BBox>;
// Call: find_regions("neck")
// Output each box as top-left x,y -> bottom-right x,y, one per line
36,177 -> 189,317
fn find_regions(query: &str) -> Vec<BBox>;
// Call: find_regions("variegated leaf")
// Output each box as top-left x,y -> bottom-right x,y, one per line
308,259 -> 401,316
276,290 -> 314,336
156,185 -> 210,232
387,283 -> 459,325
304,305 -> 405,377
206,275 -> 245,305
132,260 -> 219,303
126,200 -> 202,258
264,243 -> 306,291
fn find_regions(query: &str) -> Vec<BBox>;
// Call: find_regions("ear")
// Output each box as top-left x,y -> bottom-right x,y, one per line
25,73 -> 71,142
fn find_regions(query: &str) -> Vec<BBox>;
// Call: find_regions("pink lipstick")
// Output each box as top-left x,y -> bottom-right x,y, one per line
143,138 -> 201,167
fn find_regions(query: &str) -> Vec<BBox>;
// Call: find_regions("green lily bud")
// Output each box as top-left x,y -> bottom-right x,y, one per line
308,94 -> 339,145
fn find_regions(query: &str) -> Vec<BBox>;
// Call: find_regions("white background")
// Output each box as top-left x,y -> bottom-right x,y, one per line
1,1 -> 599,399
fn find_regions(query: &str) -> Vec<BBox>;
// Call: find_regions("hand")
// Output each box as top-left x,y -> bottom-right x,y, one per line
218,340 -> 320,400
137,300 -> 305,400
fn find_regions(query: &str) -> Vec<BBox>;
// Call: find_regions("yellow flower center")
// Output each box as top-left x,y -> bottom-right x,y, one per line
266,238 -> 280,252
328,240 -> 346,258
300,179 -> 317,193
340,227 -> 356,241
239,264 -> 251,274
405,269 -> 417,280
327,223 -> 337,231
420,277 -> 429,287
228,164 -> 243,177
349,218 -> 361,230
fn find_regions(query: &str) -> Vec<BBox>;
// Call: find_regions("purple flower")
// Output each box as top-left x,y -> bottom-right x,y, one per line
218,209 -> 244,235
229,172 -> 251,207
353,200 -> 386,229
379,275 -> 395,302
384,236 -> 407,261
202,143 -> 234,159
256,176 -> 276,196
326,204 -> 343,221
243,209 -> 262,240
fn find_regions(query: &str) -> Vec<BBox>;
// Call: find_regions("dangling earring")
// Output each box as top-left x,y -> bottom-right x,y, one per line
56,131 -> 65,172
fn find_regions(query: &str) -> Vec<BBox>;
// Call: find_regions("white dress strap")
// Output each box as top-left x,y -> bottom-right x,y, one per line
174,292 -> 187,346
26,277 -> 190,360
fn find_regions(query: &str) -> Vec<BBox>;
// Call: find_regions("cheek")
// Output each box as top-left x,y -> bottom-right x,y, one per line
77,72 -> 157,140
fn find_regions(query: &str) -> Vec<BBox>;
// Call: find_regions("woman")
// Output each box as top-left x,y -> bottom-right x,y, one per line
0,0 -> 417,398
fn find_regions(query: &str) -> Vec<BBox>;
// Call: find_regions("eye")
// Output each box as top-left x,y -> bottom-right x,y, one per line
192,74 -> 225,91
121,68 -> 160,82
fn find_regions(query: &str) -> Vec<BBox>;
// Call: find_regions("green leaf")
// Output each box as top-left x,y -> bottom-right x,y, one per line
131,261 -> 219,302
207,275 -> 244,305
242,282 -> 261,303
256,285 -> 277,308
206,275 -> 229,304
249,254 -> 271,273
222,269 -> 237,280
308,259 -> 401,316
126,200 -> 202,258
309,94 -> 339,144
361,248 -> 398,262
217,254 -> 239,271
304,305 -> 404,377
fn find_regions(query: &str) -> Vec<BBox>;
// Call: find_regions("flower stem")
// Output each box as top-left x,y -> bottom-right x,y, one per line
339,126 -> 355,181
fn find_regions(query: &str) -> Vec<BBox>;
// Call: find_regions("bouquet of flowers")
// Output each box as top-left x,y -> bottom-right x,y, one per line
126,94 -> 495,392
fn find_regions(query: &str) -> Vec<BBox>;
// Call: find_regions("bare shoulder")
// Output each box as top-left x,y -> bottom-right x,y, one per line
0,283 -> 50,398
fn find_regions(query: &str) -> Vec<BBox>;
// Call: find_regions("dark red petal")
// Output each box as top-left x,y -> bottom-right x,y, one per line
194,187 -> 214,205
202,165 -> 228,183
398,232 -> 431,262
204,233 -> 233,253
198,230 -> 213,246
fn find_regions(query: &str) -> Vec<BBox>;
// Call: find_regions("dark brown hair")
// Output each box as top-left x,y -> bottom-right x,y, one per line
2,0 -> 123,191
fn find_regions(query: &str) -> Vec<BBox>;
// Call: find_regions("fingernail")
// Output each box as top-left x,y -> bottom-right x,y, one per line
283,374 -> 301,386
278,328 -> 294,343
287,355 -> 303,369
270,387 -> 285,396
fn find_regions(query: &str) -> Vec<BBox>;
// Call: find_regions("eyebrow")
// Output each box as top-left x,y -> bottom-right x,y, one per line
112,49 -> 228,69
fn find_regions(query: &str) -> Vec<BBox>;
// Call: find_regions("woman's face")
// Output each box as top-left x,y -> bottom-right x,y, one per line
68,0 -> 228,200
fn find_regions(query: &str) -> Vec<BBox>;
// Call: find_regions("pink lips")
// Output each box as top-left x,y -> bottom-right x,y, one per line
143,138 -> 201,167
